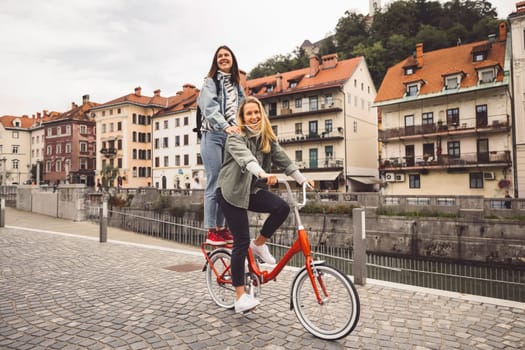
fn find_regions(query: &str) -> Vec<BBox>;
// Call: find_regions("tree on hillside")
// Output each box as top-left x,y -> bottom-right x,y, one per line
247,0 -> 503,88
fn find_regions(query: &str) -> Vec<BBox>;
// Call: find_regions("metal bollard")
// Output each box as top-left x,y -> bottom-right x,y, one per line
352,207 -> 367,285
0,198 -> 5,228
99,200 -> 107,243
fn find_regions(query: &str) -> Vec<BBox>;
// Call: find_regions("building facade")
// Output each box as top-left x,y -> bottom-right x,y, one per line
151,84 -> 203,190
0,116 -> 34,185
246,53 -> 379,192
509,2 -> 525,198
42,95 -> 98,186
375,23 -> 513,197
91,87 -> 168,188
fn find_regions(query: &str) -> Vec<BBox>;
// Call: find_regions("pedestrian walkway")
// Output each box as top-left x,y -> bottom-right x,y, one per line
1,207 -> 524,349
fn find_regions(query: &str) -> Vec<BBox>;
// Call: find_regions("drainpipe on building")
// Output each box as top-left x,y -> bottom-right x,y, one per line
342,89 -> 348,192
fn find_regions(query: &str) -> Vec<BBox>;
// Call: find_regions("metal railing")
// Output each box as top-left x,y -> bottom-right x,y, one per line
91,206 -> 525,302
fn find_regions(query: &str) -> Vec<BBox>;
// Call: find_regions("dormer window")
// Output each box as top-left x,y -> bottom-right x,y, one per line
473,53 -> 486,62
405,67 -> 415,75
477,66 -> 497,84
407,84 -> 419,96
289,81 -> 298,88
446,76 -> 458,89
266,84 -> 274,93
471,43 -> 489,62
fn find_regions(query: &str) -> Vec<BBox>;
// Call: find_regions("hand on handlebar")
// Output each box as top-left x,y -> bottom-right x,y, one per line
303,180 -> 315,190
259,173 -> 278,186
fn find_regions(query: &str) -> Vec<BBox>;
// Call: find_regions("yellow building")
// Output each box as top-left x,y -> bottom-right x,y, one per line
91,87 -> 168,188
374,24 -> 513,197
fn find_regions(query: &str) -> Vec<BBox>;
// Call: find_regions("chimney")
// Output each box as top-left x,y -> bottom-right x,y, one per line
37,112 -> 41,119
183,84 -> 196,95
321,54 -> 338,69
43,110 -> 48,116
275,73 -> 282,92
134,86 -> 142,96
153,89 -> 161,97
82,94 -> 90,104
498,22 -> 507,41
71,102 -> 78,109
309,55 -> 320,77
416,43 -> 423,67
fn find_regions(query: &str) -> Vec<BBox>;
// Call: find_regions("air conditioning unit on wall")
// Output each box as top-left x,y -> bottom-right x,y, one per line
395,174 -> 405,182
385,173 -> 395,182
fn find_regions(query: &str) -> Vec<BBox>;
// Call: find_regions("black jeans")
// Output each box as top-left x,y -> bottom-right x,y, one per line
216,188 -> 290,287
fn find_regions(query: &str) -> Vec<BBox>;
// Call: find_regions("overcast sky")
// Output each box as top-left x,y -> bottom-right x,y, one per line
0,0 -> 515,116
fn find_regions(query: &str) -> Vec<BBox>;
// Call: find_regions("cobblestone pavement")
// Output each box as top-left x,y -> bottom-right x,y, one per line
0,209 -> 524,349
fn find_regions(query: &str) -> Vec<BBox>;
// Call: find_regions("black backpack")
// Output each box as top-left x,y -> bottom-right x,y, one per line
193,76 -> 220,139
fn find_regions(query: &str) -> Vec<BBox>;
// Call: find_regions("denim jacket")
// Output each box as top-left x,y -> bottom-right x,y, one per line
197,73 -> 245,132
218,132 -> 299,209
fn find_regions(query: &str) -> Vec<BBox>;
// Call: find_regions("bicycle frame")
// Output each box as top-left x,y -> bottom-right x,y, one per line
202,180 -> 327,304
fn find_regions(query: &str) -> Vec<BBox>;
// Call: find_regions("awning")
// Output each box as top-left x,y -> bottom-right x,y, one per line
304,171 -> 342,181
348,176 -> 384,185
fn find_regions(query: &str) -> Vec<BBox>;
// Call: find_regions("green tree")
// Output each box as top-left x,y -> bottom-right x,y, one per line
334,11 -> 369,58
415,24 -> 451,51
352,41 -> 388,87
99,165 -> 119,190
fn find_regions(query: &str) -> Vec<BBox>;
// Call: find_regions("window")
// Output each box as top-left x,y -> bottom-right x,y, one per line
295,150 -> 302,162
132,132 -> 137,142
184,117 -> 189,126
45,161 -> 51,172
65,125 -> 71,135
470,173 -> 483,188
154,138 -> 159,149
282,100 -> 289,109
80,125 -> 87,134
308,120 -> 318,137
353,120 -> 357,133
47,145 -> 52,155
407,84 -> 418,96
446,108 -> 459,126
473,53 -> 485,62
155,121 -> 160,130
184,154 -> 189,166
117,122 -> 122,131
445,76 -> 459,89
163,137 -> 169,148
80,158 -> 87,170
324,94 -> 333,106
175,118 -> 180,127
309,96 -> 318,111
65,143 -> 71,153
409,174 -> 420,188
271,125 -> 278,135
12,145 -> 19,154
101,124 -> 106,133
325,145 -> 333,161
448,141 -> 460,157
266,84 -> 273,93
55,159 -> 62,172
479,69 -> 494,83
184,134 -> 189,145
405,115 -> 414,127
197,153 -> 203,165
12,131 -> 19,139
12,159 -> 19,170
476,104 -> 488,127
295,98 -> 302,108
109,123 -> 114,132
117,140 -> 122,150
175,135 -> 180,146
295,123 -> 302,135
132,113 -> 137,124
132,149 -> 137,159
56,143 -> 62,154
290,81 -> 297,88
175,155 -> 180,166
164,120 -> 169,129
163,156 -> 169,167
325,119 -> 333,133
405,67 -> 415,75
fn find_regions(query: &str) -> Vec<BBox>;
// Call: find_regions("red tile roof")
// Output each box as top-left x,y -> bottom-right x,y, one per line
375,38 -> 507,104
155,84 -> 200,117
94,87 -> 169,108
46,101 -> 99,123
0,115 -> 41,129
246,55 -> 363,98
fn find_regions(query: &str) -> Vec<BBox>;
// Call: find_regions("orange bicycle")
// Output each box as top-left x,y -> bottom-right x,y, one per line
201,179 -> 360,340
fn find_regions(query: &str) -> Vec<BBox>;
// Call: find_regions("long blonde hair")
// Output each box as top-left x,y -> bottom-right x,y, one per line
237,96 -> 277,153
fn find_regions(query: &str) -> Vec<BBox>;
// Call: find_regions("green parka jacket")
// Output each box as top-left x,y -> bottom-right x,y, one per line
217,132 -> 299,209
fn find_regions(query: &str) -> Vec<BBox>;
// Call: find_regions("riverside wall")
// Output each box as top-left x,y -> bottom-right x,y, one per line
12,185 -> 525,264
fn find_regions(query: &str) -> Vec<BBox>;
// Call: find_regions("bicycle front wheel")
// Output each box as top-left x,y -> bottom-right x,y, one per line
291,264 -> 360,340
205,249 -> 235,309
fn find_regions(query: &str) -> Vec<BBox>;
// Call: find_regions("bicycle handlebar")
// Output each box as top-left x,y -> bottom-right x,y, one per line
256,177 -> 311,208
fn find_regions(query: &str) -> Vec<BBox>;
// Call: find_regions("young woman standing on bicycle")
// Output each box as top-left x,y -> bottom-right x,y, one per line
216,96 -> 314,313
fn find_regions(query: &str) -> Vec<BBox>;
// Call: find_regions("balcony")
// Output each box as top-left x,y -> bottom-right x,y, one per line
277,129 -> 344,145
268,98 -> 343,120
272,157 -> 344,172
100,148 -> 117,158
380,151 -> 511,170
379,117 -> 510,142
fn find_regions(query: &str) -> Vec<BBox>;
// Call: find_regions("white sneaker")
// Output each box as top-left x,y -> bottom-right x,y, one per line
235,293 -> 260,313
250,240 -> 276,264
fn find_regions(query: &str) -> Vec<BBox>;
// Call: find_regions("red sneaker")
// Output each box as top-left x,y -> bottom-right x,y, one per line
206,229 -> 227,245
217,228 -> 234,244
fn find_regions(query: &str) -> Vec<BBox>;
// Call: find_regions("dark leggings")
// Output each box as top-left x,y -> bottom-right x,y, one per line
216,188 -> 290,287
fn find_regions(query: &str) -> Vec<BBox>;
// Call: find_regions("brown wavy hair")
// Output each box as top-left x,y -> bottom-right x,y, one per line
207,45 -> 241,85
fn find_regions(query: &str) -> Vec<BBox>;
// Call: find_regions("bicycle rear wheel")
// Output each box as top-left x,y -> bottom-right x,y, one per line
205,249 -> 235,309
291,264 -> 360,340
